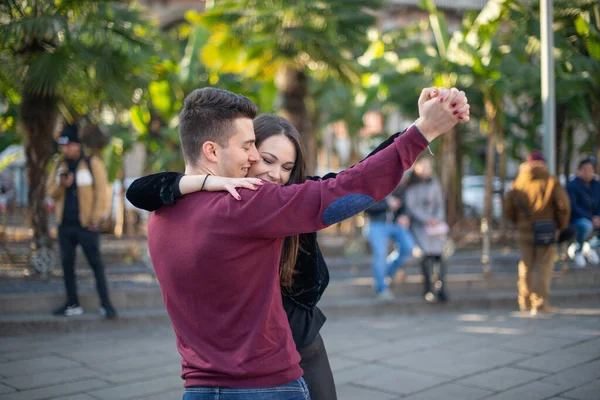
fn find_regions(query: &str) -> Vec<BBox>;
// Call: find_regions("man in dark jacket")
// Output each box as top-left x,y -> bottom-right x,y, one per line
504,151 -> 571,315
365,186 -> 414,300
566,158 -> 600,267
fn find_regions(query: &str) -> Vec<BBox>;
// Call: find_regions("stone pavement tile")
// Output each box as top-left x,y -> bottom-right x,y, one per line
63,345 -> 156,364
0,356 -> 82,378
460,347 -> 530,367
383,353 -> 492,379
333,363 -> 397,385
0,378 -> 109,400
52,395 -> 96,400
320,335 -> 380,354
1,367 -> 99,390
435,335 -> 498,354
456,367 -> 547,391
516,348 -> 600,373
454,324 -> 531,337
390,333 -> 467,354
562,337 -> 600,357
358,368 -> 450,395
383,347 -> 528,379
335,384 -> 398,400
141,389 -> 183,400
493,335 -> 580,355
1,349 -> 58,362
103,363 -> 181,384
89,353 -> 177,374
0,384 -> 15,395
327,355 -> 363,372
560,379 -> 600,400
541,359 -> 600,389
539,325 -> 600,341
400,383 -> 493,400
340,341 -> 413,362
86,375 -> 182,400
480,381 -> 565,400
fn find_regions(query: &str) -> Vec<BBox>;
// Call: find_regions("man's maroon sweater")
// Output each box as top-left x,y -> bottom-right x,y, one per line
148,126 -> 428,388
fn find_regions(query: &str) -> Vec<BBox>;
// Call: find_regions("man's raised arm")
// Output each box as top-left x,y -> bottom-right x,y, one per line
223,87 -> 470,238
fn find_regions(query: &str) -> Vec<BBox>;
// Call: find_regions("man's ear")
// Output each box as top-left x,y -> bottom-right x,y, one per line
202,141 -> 219,163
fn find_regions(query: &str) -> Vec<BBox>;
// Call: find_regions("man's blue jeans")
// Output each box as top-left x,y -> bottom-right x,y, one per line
367,221 -> 414,293
570,218 -> 596,250
182,378 -> 310,400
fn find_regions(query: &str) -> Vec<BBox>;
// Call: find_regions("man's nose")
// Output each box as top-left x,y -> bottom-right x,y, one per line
248,147 -> 259,163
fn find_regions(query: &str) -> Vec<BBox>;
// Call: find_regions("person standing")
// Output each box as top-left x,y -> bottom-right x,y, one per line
47,123 -> 117,318
504,151 -> 571,315
404,157 -> 449,303
566,158 -> 600,267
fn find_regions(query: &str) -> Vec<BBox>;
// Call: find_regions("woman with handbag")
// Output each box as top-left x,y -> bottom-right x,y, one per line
405,157 -> 450,303
504,151 -> 571,315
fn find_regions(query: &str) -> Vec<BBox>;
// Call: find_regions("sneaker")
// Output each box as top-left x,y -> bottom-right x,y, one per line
567,243 -> 577,259
424,292 -> 436,303
53,303 -> 84,317
100,304 -> 117,319
574,252 -> 587,268
531,304 -> 557,316
377,290 -> 395,301
584,248 -> 600,265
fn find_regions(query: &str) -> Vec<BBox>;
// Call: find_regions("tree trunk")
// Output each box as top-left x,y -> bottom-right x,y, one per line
483,97 -> 497,225
555,106 -> 566,176
440,128 -> 458,226
20,93 -> 58,249
276,67 -> 316,175
564,123 -> 573,179
455,129 -> 463,221
497,124 -> 506,234
593,102 -> 600,176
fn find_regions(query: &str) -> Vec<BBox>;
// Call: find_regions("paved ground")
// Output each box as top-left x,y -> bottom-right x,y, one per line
1,304 -> 599,400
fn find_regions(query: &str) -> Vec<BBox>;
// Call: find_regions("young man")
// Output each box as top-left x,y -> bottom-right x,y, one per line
47,124 -> 117,318
147,87 -> 469,398
567,158 -> 600,267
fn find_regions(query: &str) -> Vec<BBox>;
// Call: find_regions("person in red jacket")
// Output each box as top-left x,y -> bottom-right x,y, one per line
147,87 -> 469,399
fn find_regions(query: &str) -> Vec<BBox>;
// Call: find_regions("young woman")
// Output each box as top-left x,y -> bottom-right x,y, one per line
127,114 -> 409,400
404,157 -> 449,303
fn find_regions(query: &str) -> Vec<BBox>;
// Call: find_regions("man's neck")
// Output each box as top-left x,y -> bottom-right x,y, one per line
185,161 -> 220,177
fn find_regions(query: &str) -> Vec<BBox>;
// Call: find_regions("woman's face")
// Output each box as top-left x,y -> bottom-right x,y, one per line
248,134 -> 296,184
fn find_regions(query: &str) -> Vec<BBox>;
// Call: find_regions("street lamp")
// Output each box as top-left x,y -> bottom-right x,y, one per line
541,0 -> 556,174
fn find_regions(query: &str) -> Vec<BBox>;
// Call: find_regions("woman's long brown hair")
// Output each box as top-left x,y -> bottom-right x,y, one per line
253,114 -> 307,288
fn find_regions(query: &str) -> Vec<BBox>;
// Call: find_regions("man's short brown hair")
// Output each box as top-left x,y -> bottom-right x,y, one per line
179,88 -> 258,165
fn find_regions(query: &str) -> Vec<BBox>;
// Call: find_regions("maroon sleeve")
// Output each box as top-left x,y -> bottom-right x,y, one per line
223,125 -> 429,238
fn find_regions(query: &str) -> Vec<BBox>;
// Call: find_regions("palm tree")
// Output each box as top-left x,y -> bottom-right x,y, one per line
0,0 -> 158,250
189,0 -> 383,173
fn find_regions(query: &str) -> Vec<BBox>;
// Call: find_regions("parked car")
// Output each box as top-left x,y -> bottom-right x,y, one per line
462,176 -> 512,220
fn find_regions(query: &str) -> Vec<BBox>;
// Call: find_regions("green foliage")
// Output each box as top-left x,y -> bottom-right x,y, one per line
0,0 -> 162,120
191,0 -> 383,85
